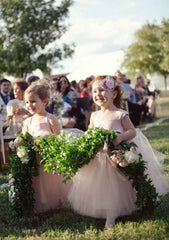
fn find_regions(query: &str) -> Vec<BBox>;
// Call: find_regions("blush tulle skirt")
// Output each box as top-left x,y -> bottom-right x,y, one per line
68,129 -> 169,220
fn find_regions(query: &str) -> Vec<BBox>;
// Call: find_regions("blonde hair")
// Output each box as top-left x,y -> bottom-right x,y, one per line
91,75 -> 123,108
24,79 -> 50,101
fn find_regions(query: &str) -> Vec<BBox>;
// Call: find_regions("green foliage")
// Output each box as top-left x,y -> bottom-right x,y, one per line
122,19 -> 169,89
35,128 -> 117,182
8,132 -> 38,217
0,0 -> 74,77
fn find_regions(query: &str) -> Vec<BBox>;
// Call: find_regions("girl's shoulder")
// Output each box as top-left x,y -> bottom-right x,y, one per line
23,115 -> 32,125
46,112 -> 58,123
115,108 -> 129,120
90,110 -> 100,118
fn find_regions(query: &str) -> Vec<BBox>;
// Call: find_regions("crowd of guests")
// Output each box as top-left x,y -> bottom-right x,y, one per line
115,71 -> 157,126
0,71 -> 157,139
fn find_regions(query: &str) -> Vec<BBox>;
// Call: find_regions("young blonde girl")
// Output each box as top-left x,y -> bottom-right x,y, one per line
68,75 -> 169,227
23,80 -> 71,213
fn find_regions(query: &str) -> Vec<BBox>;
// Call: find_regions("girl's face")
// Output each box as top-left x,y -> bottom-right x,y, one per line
25,93 -> 47,115
92,81 -> 115,108
13,84 -> 24,100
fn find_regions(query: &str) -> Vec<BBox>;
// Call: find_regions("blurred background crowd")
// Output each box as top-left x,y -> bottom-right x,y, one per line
0,71 -> 159,139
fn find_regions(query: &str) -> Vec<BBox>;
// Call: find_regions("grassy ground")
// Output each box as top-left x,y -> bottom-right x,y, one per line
0,98 -> 169,240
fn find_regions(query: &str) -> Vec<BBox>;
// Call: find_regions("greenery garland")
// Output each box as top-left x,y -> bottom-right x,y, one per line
8,132 -> 38,217
36,128 -> 159,210
8,128 -> 159,216
35,128 -> 116,182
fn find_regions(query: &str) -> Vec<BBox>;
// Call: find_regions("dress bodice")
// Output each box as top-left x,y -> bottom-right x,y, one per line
23,112 -> 52,138
90,109 -> 128,133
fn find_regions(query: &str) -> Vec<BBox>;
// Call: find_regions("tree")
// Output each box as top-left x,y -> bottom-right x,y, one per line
0,0 -> 74,78
159,19 -> 169,89
121,19 -> 169,90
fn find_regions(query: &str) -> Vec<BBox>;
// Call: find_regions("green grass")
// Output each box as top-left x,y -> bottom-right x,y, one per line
0,98 -> 169,240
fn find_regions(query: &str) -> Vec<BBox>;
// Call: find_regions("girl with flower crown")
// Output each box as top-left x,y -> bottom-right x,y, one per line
68,75 -> 169,227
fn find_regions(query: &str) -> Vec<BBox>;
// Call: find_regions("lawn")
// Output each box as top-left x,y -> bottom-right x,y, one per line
0,98 -> 169,240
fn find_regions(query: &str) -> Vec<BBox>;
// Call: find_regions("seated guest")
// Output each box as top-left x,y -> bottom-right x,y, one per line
143,79 -> 156,121
0,78 -> 14,123
115,71 -> 145,126
4,79 -> 30,137
122,77 -> 137,103
27,75 -> 40,85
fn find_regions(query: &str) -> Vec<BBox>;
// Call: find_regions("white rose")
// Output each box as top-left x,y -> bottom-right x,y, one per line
124,151 -> 139,164
14,136 -> 23,147
21,157 -> 29,164
9,173 -> 15,184
9,141 -> 15,150
17,147 -> 28,158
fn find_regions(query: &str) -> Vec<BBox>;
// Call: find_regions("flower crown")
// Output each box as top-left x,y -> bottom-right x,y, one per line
100,76 -> 118,90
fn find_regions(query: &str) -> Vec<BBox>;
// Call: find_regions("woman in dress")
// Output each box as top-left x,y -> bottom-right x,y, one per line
4,79 -> 29,137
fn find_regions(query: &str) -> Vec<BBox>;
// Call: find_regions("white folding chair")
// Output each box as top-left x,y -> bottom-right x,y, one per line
0,118 -> 6,164
0,118 -> 15,166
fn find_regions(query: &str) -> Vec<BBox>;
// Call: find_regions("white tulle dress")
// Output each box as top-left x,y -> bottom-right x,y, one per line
68,109 -> 169,221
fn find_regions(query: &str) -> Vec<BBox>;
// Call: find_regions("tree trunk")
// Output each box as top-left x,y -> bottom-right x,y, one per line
164,75 -> 167,90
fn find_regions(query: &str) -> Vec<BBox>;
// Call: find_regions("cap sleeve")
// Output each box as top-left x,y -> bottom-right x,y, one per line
120,109 -> 129,121
22,117 -> 31,134
90,111 -> 97,125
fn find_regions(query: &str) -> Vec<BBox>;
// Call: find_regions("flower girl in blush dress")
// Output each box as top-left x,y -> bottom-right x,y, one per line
68,75 -> 169,227
22,80 -> 72,213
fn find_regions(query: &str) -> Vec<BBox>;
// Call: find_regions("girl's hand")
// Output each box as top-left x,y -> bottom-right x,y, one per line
34,139 -> 40,147
112,134 -> 123,146
13,108 -> 29,115
110,155 -> 120,164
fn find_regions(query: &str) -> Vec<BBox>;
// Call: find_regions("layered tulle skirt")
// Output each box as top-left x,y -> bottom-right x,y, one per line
68,149 -> 137,220
133,129 -> 169,196
33,158 -> 72,213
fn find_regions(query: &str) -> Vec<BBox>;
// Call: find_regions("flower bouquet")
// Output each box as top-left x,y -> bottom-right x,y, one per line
106,138 -> 159,210
51,97 -> 64,117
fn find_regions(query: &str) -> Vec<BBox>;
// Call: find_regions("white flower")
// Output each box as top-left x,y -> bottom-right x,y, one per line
8,186 -> 15,203
20,157 -> 29,164
124,151 -> 139,164
122,88 -> 130,99
9,173 -> 15,184
101,76 -> 118,90
17,147 -> 28,159
14,136 -> 23,148
105,76 -> 118,89
9,141 -> 15,150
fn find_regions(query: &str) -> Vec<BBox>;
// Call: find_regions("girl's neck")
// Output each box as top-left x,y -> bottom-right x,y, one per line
34,110 -> 47,117
100,103 -> 118,112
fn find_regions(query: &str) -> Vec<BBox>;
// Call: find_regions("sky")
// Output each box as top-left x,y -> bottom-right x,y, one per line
46,0 -> 169,87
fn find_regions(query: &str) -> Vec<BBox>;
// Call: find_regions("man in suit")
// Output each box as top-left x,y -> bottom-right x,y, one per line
0,78 -> 14,122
